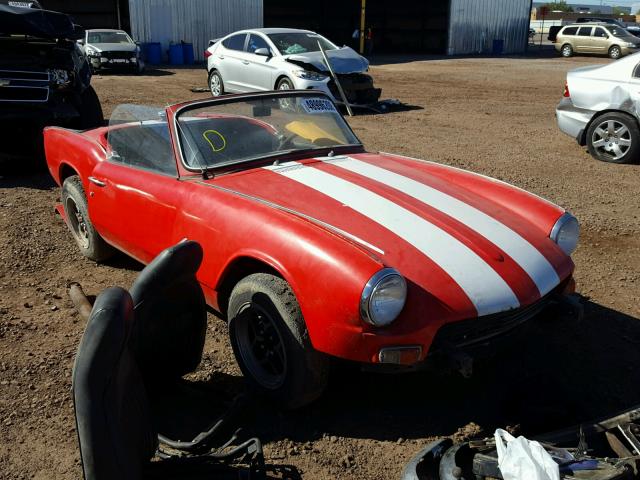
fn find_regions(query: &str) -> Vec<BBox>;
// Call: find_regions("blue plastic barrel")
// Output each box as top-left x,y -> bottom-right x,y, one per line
169,43 -> 184,65
182,43 -> 194,65
146,42 -> 162,65
492,39 -> 504,55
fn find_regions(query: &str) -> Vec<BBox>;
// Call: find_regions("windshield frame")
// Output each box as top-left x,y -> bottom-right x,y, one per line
173,91 -> 364,175
267,31 -> 338,55
609,26 -> 632,38
87,30 -> 134,45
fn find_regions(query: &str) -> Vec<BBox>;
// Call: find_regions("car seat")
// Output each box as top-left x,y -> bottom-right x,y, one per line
71,241 -> 265,480
129,240 -> 207,381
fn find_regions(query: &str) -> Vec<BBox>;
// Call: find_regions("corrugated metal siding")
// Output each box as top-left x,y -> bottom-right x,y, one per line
447,0 -> 531,55
128,0 -> 263,62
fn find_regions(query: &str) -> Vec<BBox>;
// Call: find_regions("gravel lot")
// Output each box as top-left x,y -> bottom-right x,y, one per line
1,53 -> 640,479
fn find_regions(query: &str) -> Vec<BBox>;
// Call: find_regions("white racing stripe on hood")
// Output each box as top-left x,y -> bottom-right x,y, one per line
266,162 -> 520,316
328,157 -> 560,296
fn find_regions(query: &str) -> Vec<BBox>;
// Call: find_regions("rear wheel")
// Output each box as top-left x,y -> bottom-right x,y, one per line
208,70 -> 224,97
609,45 -> 622,59
586,112 -> 639,164
561,44 -> 573,57
62,176 -> 114,261
228,273 -> 329,409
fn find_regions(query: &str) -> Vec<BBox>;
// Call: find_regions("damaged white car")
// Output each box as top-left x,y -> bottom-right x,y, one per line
205,28 -> 381,105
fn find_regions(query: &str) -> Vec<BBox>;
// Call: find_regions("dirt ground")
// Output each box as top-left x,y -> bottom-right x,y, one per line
2,52 -> 640,480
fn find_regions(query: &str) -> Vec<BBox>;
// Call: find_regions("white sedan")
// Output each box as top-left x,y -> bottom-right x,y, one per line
204,28 -> 381,105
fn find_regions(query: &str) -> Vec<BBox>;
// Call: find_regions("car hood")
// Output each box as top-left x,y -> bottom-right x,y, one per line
0,4 -> 81,39
284,46 -> 368,74
88,42 -> 136,52
211,153 -> 573,319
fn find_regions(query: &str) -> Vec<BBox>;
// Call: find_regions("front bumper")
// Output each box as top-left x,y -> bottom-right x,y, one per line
621,45 -> 640,56
89,56 -> 140,70
293,72 -> 381,106
556,97 -> 596,145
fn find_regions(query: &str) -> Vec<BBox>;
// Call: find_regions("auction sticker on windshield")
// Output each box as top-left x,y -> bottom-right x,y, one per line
301,98 -> 337,114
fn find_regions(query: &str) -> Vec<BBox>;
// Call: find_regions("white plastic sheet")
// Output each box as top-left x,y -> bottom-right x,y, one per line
495,429 -> 560,480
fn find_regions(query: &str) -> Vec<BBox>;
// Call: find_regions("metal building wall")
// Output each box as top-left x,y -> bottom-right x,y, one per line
447,0 -> 531,55
128,0 -> 263,62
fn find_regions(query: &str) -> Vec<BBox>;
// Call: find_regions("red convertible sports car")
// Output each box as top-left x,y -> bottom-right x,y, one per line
45,91 -> 579,408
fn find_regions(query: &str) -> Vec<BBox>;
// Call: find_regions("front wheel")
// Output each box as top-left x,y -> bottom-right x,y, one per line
228,273 -> 329,409
586,112 -> 639,164
609,45 -> 622,59
62,176 -> 115,261
561,44 -> 573,57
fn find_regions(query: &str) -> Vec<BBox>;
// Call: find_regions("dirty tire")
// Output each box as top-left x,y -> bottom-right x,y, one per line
586,112 -> 640,164
609,45 -> 622,59
228,273 -> 329,409
61,176 -> 114,262
208,70 -> 224,97
75,86 -> 104,129
561,44 -> 573,57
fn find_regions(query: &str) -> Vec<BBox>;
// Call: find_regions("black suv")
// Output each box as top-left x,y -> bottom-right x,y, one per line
0,1 -> 103,164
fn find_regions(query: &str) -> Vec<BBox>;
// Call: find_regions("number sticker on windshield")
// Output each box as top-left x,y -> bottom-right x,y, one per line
300,98 -> 337,114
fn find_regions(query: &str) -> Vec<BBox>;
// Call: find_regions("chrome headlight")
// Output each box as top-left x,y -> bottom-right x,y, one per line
48,69 -> 72,88
360,268 -> 407,327
293,70 -> 328,81
85,46 -> 102,57
550,212 -> 579,255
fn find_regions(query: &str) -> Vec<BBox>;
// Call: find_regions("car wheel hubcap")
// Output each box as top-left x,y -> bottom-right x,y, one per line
235,302 -> 287,389
563,46 -> 571,55
66,198 -> 89,249
210,75 -> 221,96
612,48 -> 620,58
278,82 -> 293,110
592,119 -> 631,160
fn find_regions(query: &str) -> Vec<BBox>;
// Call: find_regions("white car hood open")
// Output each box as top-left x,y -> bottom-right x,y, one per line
285,46 -> 368,74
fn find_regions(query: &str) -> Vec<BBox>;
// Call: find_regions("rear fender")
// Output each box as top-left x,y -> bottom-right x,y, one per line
44,126 -> 105,189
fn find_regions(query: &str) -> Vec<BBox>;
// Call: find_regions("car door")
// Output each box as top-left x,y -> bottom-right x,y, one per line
216,33 -> 248,92
237,33 -> 279,91
575,26 -> 594,53
87,122 -> 184,263
591,27 -> 609,55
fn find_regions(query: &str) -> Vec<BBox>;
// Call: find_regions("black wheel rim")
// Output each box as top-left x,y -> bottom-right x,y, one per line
66,197 -> 89,249
235,302 -> 287,389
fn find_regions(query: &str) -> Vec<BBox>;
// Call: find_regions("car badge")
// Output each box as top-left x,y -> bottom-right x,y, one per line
0,79 -> 10,87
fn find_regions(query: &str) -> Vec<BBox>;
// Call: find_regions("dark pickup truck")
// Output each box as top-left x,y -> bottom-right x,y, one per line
0,1 -> 103,165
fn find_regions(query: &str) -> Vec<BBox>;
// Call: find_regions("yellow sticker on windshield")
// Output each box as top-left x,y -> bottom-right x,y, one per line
203,130 -> 226,152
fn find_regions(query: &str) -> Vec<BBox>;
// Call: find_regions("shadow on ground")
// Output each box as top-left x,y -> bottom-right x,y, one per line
242,296 -> 640,444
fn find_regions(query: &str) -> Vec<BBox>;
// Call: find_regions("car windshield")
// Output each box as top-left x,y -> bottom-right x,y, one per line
176,94 -> 361,170
88,31 -> 132,44
610,27 -> 632,37
267,32 -> 337,55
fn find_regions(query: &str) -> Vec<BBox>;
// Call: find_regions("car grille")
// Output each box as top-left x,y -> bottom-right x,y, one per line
429,296 -> 551,352
327,73 -> 380,104
102,51 -> 134,60
0,69 -> 49,103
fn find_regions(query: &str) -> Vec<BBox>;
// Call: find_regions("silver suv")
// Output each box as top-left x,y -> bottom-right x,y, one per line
555,22 -> 640,59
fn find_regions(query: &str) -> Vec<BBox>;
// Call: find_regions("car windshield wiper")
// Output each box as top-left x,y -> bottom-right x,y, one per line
198,144 -> 363,171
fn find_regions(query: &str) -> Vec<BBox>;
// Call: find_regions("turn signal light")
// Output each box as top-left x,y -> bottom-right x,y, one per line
378,346 -> 422,365
563,82 -> 570,98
